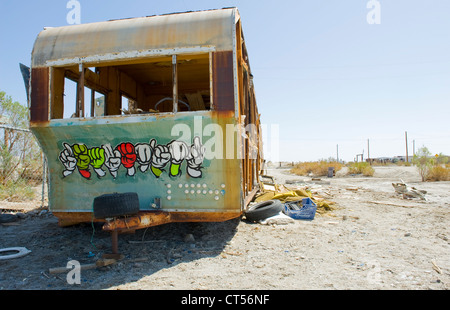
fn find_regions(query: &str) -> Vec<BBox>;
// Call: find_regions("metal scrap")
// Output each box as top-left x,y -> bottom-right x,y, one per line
254,175 -> 336,214
392,181 -> 427,200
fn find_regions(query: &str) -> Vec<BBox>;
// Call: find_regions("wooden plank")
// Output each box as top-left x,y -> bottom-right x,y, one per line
76,66 -> 85,117
172,55 -> 178,113
50,67 -> 65,119
185,92 -> 206,111
107,66 -> 121,115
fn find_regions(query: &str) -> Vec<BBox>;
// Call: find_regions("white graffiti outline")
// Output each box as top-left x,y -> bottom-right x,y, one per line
59,137 -> 206,180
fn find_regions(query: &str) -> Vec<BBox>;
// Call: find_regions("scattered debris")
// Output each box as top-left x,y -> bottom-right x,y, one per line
244,200 -> 283,222
254,177 -> 336,216
284,198 -> 317,221
392,181 -> 427,200
49,258 -> 117,274
0,247 -> 32,260
259,175 -> 278,192
368,201 -> 420,208
346,187 -> 359,192
342,215 -> 360,221
431,260 -> 442,274
327,167 -> 335,178
128,240 -> 165,244
247,175 -> 337,224
222,250 -> 243,256
259,212 -> 295,225
184,234 -> 195,243
166,247 -> 177,264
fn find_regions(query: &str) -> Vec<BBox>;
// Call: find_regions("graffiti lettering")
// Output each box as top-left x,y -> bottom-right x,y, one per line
168,140 -> 189,177
135,142 -> 152,173
117,142 -> 137,177
59,137 -> 206,180
102,144 -> 121,179
186,136 -> 206,178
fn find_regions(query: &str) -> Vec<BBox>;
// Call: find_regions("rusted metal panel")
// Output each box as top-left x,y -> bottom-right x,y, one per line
101,211 -> 241,232
29,8 -> 263,231
32,9 -> 236,68
212,51 -> 235,112
54,210 -> 241,231
31,111 -> 241,214
30,67 -> 49,123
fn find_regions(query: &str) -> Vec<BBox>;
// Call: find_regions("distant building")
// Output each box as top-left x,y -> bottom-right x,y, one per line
393,156 -> 412,163
367,156 -> 412,164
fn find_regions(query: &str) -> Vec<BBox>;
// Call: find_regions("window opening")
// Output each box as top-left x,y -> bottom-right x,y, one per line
52,53 -> 212,120
177,54 -> 211,111
94,92 -> 105,117
121,94 -> 139,115
63,77 -> 77,119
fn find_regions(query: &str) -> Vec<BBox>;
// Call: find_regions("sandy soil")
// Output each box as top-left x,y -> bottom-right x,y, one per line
0,165 -> 449,291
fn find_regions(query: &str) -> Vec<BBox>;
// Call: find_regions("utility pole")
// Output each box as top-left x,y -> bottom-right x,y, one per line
405,131 -> 409,163
336,144 -> 339,163
367,139 -> 370,165
413,140 -> 416,156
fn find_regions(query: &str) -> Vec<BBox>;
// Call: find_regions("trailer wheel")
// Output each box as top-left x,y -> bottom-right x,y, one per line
93,192 -> 140,219
244,200 -> 283,222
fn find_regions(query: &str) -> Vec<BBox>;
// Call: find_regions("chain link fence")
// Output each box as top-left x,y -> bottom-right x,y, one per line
0,125 -> 48,210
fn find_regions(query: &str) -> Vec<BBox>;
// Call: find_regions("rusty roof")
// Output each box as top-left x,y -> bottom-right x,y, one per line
32,8 -> 239,68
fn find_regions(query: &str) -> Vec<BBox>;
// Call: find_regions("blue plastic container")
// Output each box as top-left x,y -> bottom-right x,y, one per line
284,198 -> 317,220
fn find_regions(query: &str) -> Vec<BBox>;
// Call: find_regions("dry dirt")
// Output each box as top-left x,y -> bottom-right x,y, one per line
0,165 -> 449,291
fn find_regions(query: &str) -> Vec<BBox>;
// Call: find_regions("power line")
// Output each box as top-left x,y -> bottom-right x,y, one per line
255,71 -> 450,81
254,59 -> 450,70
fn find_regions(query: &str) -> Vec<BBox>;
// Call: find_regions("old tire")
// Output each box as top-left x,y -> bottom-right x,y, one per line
93,192 -> 140,219
245,200 -> 283,222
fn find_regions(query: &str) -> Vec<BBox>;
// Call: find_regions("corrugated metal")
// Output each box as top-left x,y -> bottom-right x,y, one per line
32,8 -> 237,68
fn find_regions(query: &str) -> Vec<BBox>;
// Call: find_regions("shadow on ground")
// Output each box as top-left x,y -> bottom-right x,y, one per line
0,215 -> 240,290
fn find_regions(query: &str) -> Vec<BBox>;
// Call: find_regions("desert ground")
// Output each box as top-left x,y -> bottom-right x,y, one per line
0,164 -> 449,291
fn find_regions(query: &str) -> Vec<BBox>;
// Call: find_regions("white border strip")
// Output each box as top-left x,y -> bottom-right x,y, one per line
46,46 -> 216,67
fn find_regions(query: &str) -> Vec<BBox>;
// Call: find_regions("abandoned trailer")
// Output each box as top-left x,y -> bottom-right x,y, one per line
28,8 -> 263,245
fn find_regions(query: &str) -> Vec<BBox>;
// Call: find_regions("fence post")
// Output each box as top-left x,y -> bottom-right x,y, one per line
41,154 -> 48,208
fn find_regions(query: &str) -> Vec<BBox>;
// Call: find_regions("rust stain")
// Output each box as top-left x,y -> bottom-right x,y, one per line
212,51 -> 234,112
32,9 -> 236,68
53,212 -> 105,227
30,68 -> 49,123
170,211 -> 241,223
54,211 -> 241,232
101,211 -> 241,232
102,211 -> 171,232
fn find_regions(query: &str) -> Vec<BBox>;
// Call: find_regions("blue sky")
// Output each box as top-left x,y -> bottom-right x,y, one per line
1,0 -> 449,162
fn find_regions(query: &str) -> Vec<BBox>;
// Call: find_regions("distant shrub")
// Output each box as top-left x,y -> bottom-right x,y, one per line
412,147 -> 450,182
0,179 -> 35,202
290,161 -> 343,177
347,162 -> 374,176
427,165 -> 450,181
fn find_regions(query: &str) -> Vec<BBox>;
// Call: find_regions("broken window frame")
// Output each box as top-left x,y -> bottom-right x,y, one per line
49,52 -> 213,120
